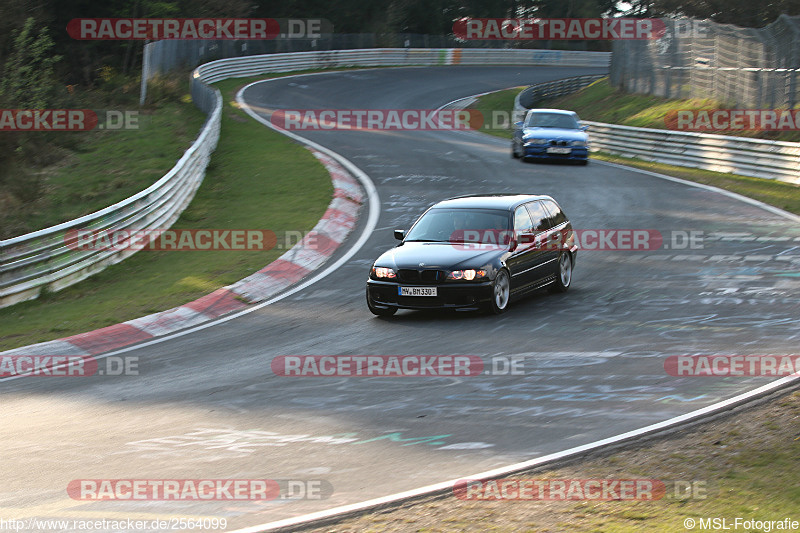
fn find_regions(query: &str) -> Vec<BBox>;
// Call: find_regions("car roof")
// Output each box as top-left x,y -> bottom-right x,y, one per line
432,194 -> 555,210
526,108 -> 577,116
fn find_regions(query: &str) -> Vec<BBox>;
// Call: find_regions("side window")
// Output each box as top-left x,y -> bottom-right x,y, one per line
525,201 -> 550,230
541,199 -> 567,228
513,206 -> 534,234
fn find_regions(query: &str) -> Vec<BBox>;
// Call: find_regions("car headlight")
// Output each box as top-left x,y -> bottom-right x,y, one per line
524,138 -> 548,145
372,266 -> 396,279
570,140 -> 587,147
446,269 -> 487,281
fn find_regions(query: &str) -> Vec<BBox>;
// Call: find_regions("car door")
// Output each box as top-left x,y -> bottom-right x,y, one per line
539,198 -> 571,276
524,200 -> 560,285
507,205 -> 542,290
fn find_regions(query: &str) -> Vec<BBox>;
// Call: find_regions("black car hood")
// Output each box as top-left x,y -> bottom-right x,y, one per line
377,241 -> 506,270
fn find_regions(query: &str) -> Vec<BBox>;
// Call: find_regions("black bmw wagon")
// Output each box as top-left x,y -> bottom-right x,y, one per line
366,194 -> 577,316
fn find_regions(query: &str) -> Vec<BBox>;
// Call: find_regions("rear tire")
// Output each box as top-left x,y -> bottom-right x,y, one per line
549,253 -> 572,293
486,269 -> 511,314
511,143 -> 520,159
367,287 -> 397,316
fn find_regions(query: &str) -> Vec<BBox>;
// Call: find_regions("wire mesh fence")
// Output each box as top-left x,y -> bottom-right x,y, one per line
610,15 -> 800,108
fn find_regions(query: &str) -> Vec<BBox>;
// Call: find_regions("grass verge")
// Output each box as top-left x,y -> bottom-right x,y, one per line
468,84 -> 800,216
0,73 -> 335,351
307,389 -> 800,532
1,92 -> 207,239
467,87 -> 525,138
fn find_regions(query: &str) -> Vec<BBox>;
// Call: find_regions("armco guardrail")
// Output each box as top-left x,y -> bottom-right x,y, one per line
0,93 -> 222,308
192,49 -> 447,86
514,76 -> 800,185
516,74 -> 606,109
190,47 -> 610,85
156,48 -> 610,101
1,48 -> 609,309
585,122 -> 800,184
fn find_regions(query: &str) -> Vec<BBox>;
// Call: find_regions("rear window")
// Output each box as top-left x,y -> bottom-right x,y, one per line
541,199 -> 568,227
525,201 -> 551,230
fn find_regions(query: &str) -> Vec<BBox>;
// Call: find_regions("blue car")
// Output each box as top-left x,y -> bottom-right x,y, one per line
511,109 -> 589,165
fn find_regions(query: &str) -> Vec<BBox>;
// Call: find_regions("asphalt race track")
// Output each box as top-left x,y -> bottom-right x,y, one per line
2,66 -> 799,531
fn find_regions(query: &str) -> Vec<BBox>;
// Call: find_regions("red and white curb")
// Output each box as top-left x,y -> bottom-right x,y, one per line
229,151 -> 362,302
0,149 -> 363,359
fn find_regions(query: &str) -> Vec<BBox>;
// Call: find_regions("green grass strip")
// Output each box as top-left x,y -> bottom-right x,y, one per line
1,100 -> 207,238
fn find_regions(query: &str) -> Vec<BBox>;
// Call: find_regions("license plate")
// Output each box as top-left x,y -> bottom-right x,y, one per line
399,286 -> 437,297
547,147 -> 572,154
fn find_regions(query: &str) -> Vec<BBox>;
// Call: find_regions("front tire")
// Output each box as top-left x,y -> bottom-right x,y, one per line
487,269 -> 511,314
549,253 -> 573,293
511,142 -> 520,159
367,287 -> 397,316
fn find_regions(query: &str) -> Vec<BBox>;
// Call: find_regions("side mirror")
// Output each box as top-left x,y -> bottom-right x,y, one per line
508,237 -> 518,252
513,121 -> 524,129
581,125 -> 589,131
394,229 -> 405,241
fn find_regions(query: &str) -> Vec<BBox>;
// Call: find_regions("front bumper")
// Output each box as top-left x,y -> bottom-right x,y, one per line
366,279 -> 494,310
522,145 -> 588,161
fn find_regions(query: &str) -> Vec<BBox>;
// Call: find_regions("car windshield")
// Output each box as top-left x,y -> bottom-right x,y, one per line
525,112 -> 579,129
405,208 -> 512,244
